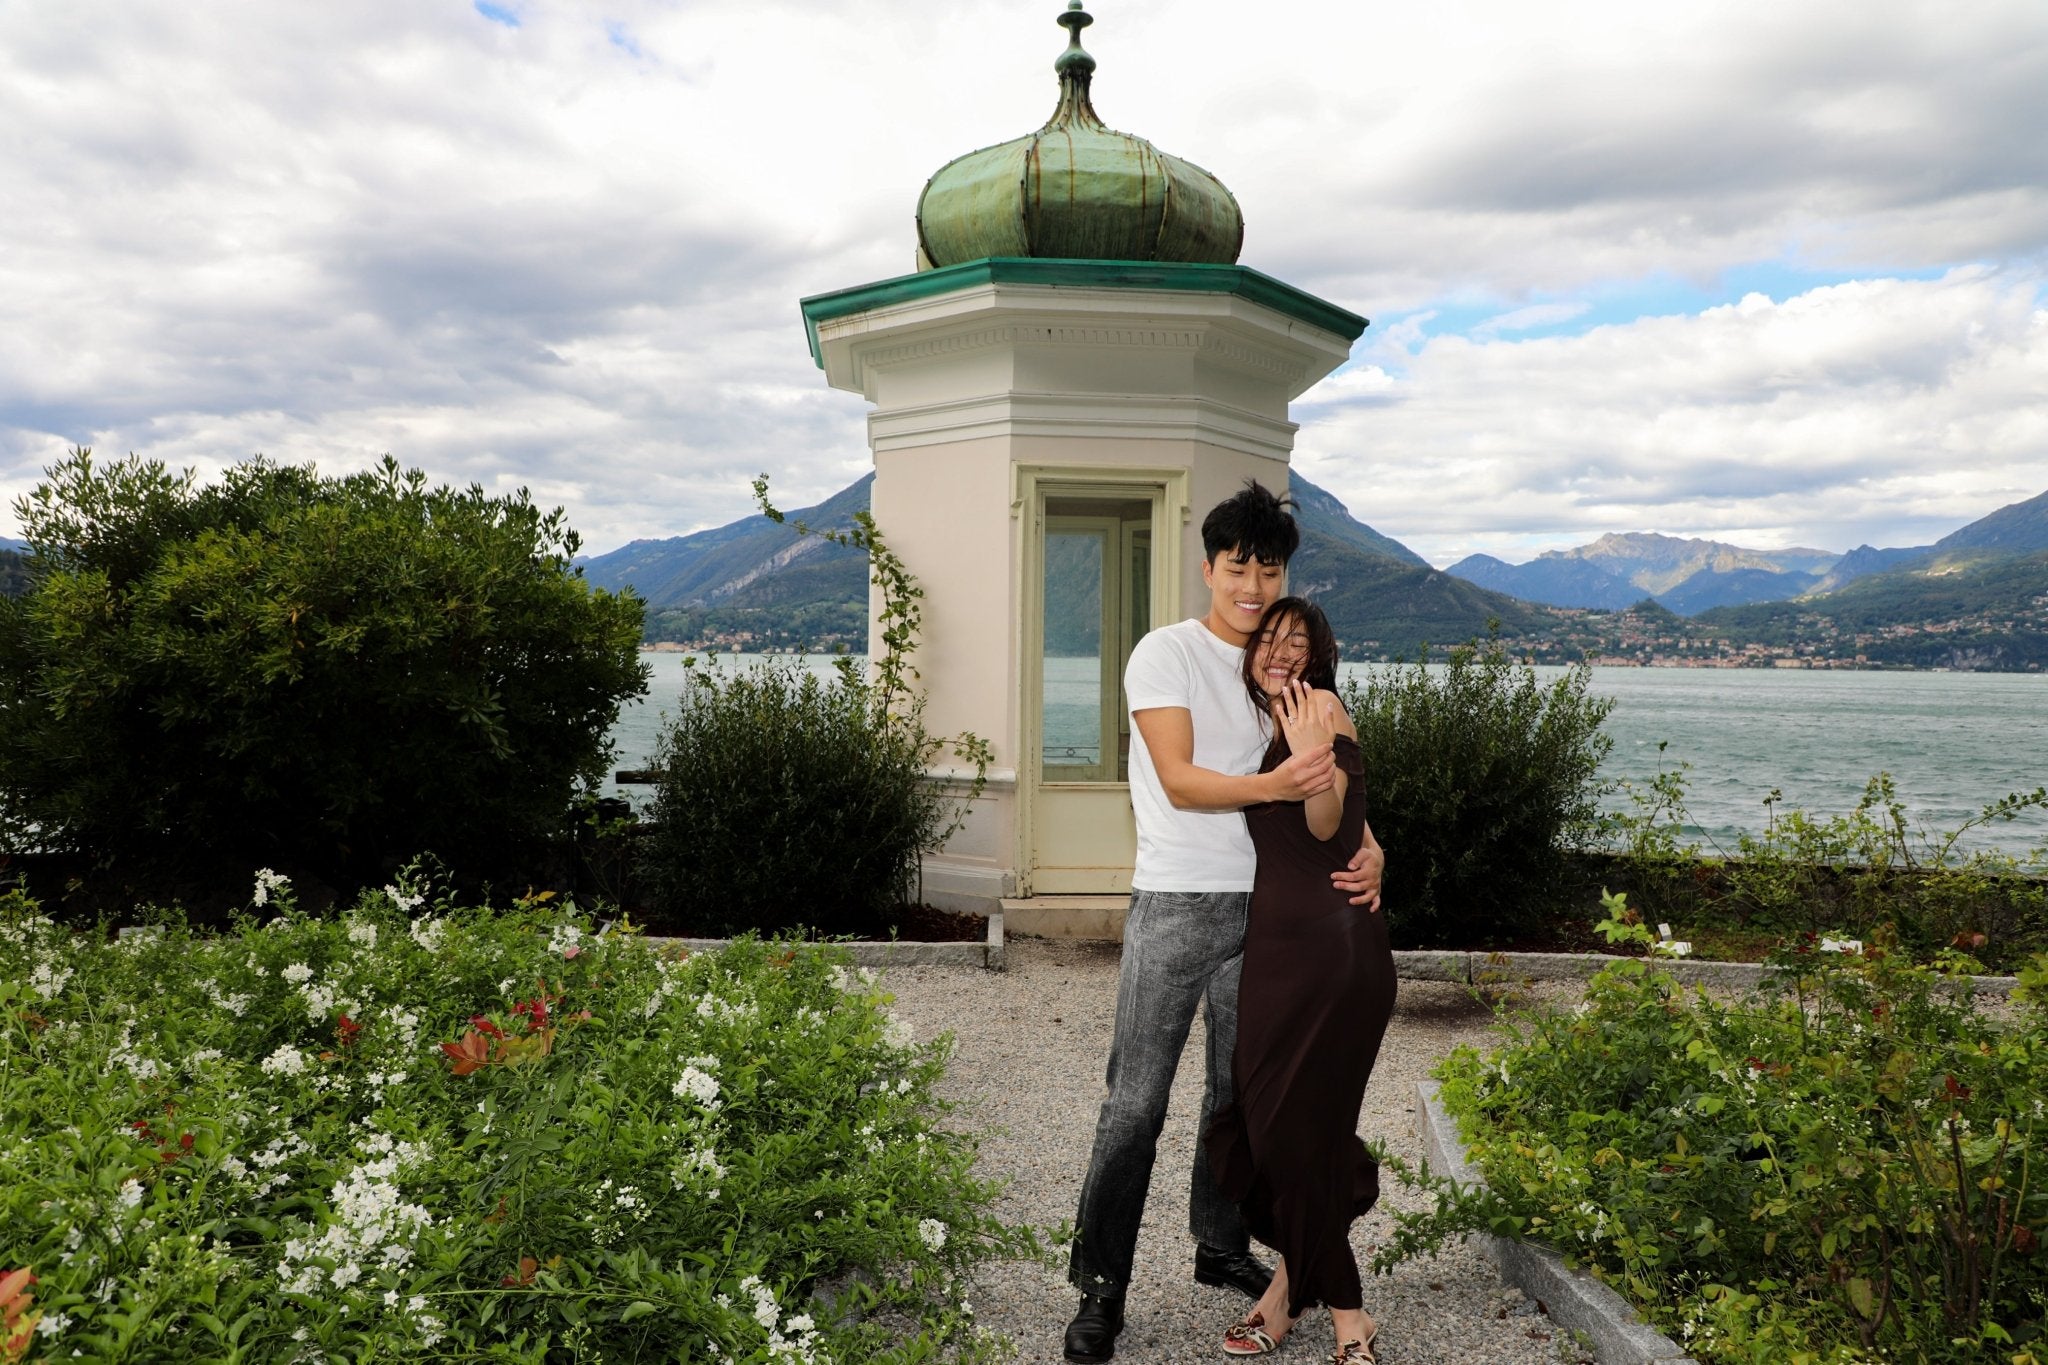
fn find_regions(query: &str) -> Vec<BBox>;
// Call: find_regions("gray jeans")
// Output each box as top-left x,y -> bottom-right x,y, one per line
1068,888 -> 1250,1297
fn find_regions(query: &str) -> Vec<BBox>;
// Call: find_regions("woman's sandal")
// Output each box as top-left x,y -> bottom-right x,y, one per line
1222,1309 -> 1289,1356
1330,1321 -> 1378,1363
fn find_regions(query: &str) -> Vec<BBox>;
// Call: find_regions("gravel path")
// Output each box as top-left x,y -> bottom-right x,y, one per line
878,938 -> 1594,1365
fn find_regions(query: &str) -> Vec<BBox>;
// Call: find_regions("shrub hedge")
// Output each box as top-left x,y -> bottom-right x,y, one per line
0,450 -> 647,901
1606,759 -> 2048,972
636,660 -> 967,938
1339,637 -> 1614,948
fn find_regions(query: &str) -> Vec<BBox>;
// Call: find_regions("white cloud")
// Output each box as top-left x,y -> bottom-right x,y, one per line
1295,268 -> 2048,564
1,0 -> 2044,556
1473,302 -> 1592,338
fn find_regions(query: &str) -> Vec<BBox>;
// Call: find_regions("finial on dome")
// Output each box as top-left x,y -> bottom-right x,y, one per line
1048,2 -> 1104,130
1055,2 -> 1096,80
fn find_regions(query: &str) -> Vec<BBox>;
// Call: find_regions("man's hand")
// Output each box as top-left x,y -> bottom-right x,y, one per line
1266,742 -> 1335,801
1332,840 -> 1384,912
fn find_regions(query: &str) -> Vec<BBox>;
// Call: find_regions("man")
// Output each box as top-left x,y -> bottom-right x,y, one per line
1064,480 -> 1386,1364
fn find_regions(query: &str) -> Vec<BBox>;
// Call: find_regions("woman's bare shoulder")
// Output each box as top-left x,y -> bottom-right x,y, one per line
1313,688 -> 1358,738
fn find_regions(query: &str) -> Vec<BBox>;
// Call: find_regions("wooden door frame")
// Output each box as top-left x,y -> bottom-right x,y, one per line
1012,464 -> 1188,897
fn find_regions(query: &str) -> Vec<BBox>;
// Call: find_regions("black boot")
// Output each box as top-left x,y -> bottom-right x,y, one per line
1194,1243 -> 1274,1299
1063,1292 -> 1125,1364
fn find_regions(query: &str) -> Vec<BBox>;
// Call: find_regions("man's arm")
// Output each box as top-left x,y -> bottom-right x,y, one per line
1132,707 -> 1335,812
1332,822 -> 1385,912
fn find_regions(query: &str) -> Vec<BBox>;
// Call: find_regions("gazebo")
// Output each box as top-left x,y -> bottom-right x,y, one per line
800,3 -> 1365,927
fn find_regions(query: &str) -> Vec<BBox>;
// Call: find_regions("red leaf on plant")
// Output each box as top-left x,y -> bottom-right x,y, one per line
1943,1074 -> 1972,1101
470,1015 -> 507,1040
1,1267 -> 37,1360
2013,1224 -> 2038,1254
180,1133 -> 194,1151
0,1268 -> 35,1319
440,1031 -> 494,1076
501,1255 -> 538,1287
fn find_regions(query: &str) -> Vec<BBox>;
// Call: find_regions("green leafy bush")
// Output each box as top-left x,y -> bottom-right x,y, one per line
0,879 -> 1026,1362
635,479 -> 988,939
1604,762 -> 2048,972
0,449 -> 647,896
639,660 -> 966,937
1429,920 -> 2048,1362
1338,636 -> 1614,946
0,549 -> 27,600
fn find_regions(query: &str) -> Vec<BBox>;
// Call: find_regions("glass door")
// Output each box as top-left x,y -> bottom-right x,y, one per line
1030,490 -> 1157,893
1041,515 -> 1117,782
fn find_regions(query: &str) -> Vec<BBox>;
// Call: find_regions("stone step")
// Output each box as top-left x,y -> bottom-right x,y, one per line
998,896 -> 1127,940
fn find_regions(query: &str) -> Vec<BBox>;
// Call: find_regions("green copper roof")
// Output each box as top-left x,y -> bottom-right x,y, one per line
799,257 -> 1368,368
915,4 -> 1244,269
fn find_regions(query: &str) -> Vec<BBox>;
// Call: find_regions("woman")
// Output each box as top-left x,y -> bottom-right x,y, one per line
1203,597 -> 1393,1363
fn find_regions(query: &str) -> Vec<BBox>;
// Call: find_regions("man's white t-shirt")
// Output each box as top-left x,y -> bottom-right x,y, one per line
1124,617 -> 1270,892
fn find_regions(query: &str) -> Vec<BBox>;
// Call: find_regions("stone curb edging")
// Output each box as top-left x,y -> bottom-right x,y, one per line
1399,949 -> 2018,997
638,908 -> 1006,971
1415,1078 -> 1701,1365
628,922 -> 2017,991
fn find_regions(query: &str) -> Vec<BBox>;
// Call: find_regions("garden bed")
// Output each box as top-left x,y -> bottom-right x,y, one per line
1417,943 -> 2048,1362
0,880 -> 1032,1363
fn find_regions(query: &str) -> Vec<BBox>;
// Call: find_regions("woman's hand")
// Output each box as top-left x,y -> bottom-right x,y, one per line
1273,680 -> 1336,756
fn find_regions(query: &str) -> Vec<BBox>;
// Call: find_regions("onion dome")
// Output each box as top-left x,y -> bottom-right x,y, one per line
915,3 -> 1244,269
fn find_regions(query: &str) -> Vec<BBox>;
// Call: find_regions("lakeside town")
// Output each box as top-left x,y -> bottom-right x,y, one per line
650,588 -> 2048,672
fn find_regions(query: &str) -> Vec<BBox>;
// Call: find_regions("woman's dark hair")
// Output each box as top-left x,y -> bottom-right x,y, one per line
1241,596 -> 1340,734
1202,479 -> 1299,567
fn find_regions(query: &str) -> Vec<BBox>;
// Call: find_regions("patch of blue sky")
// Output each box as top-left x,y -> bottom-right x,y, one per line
1367,260 -> 1962,366
606,21 -> 642,57
1572,261 -> 1953,332
475,2 -> 519,29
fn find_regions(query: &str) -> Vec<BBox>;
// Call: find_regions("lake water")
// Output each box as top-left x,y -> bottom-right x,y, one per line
610,651 -> 2048,857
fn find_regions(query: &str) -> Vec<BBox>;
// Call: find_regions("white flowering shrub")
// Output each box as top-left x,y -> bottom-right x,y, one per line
0,883 -> 1027,1362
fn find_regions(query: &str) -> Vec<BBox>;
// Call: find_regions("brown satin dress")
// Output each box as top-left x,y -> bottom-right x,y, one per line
1204,732 -> 1396,1315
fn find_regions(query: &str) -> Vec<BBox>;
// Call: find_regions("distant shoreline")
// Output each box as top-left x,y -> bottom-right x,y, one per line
638,642 -> 2042,674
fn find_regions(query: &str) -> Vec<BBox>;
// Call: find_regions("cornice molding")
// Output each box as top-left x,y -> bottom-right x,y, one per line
807,265 -> 1356,402
868,391 -> 1296,461
801,257 -> 1367,368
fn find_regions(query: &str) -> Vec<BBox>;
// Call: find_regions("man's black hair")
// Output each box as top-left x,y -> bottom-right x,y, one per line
1201,479 -> 1299,566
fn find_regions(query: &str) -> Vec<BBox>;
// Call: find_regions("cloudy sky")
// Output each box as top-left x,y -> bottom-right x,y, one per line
3,0 -> 2045,566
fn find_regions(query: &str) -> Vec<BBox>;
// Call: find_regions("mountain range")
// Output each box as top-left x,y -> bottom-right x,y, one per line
10,476 -> 2041,668
576,473 -> 1547,658
1447,489 -> 2048,615
571,474 -> 2048,669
